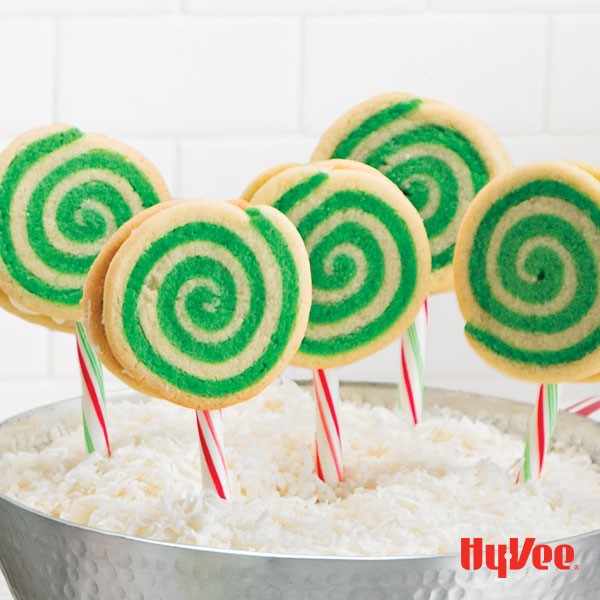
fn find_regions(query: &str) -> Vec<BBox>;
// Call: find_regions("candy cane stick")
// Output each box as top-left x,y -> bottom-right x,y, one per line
314,368 -> 343,485
516,383 -> 561,483
195,409 -> 230,500
564,396 -> 600,418
76,322 -> 111,457
398,298 -> 429,426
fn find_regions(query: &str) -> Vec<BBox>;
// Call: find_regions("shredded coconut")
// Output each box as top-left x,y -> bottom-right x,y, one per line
0,380 -> 599,557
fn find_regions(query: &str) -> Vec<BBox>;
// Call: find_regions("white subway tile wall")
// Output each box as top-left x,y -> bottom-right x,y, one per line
549,16 -> 600,133
304,15 -> 546,135
0,2 -> 599,596
0,21 -> 54,136
57,18 -> 302,136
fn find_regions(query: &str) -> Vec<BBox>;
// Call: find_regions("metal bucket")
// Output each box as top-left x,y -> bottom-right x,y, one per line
0,384 -> 598,600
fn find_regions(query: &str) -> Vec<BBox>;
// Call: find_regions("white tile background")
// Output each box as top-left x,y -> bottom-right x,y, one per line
0,2 -> 600,594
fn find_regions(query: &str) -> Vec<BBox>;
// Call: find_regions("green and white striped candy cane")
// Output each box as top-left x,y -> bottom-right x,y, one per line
312,92 -> 511,293
516,383 -> 561,483
0,124 -> 171,325
455,162 -> 600,384
76,322 -> 111,457
103,201 -> 311,410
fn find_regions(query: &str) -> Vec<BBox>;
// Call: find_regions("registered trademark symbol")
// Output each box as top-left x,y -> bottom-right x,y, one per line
573,564 -> 580,570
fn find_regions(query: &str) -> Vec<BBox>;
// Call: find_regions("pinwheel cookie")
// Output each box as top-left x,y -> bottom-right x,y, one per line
0,124 -> 171,329
454,161 -> 600,383
248,160 -> 431,369
85,200 -> 312,410
312,92 -> 511,293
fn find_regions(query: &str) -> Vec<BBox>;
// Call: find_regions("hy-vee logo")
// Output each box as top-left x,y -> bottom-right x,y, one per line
460,537 -> 576,578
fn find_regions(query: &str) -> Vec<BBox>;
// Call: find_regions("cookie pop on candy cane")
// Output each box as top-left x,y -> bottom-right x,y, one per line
247,160 -> 430,485
83,200 -> 311,499
454,161 -> 600,482
311,92 -> 511,426
0,124 -> 172,456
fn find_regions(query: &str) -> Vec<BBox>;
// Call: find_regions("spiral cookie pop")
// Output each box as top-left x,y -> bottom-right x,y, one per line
0,124 -> 171,326
84,200 -> 311,497
0,124 -> 172,455
454,161 -> 600,479
247,160 -> 431,484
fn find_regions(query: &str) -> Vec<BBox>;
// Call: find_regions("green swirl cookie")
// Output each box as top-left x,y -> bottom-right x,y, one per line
312,92 -> 511,293
0,124 -> 171,327
454,161 -> 600,383
101,201 -> 312,410
248,160 -> 431,369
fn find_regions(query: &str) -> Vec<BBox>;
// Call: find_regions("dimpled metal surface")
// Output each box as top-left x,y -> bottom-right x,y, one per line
0,385 -> 598,600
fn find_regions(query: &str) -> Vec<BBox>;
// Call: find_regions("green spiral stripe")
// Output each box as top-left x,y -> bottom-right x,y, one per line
121,208 -> 300,397
271,173 -> 419,357
331,98 -> 422,159
467,180 -> 600,366
307,221 -> 384,322
0,128 -> 162,306
330,101 -> 490,271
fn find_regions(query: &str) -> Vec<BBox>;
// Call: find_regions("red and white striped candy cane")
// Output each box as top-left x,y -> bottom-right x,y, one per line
564,396 -> 600,418
516,383 -> 560,483
195,409 -> 230,500
76,322 -> 111,457
398,298 -> 429,426
313,368 -> 343,485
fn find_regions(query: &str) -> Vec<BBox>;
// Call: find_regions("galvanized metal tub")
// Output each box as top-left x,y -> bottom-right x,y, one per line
0,384 -> 598,600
